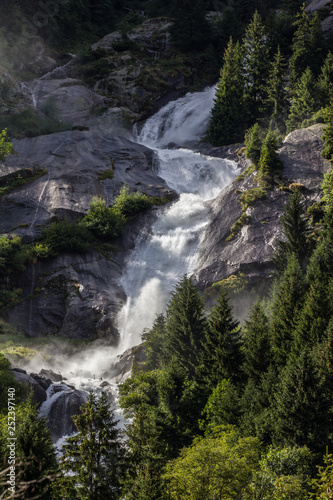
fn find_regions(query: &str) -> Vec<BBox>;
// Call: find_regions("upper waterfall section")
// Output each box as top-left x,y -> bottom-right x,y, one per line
138,86 -> 216,148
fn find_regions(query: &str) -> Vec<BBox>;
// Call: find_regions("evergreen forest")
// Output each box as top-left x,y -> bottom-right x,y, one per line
2,0 -> 333,499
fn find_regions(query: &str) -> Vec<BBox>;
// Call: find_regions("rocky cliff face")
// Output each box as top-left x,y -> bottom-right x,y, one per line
194,125 -> 330,291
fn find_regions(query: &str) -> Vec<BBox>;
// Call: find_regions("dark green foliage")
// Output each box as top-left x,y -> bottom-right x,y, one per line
0,394 -> 57,499
289,8 -> 326,89
318,52 -> 333,106
164,275 -> 208,378
201,379 -> 241,431
0,128 -> 14,160
242,302 -> 271,383
170,0 -> 211,53
274,349 -> 332,452
322,113 -> 333,162
265,47 -> 289,133
206,38 -> 246,146
244,123 -> 263,165
40,219 -> 93,254
273,190 -> 309,273
113,185 -> 153,218
270,254 -> 305,366
242,10 -> 270,123
287,67 -> 320,133
81,197 -> 125,240
258,128 -> 283,185
0,103 -> 71,139
55,392 -> 124,500
281,0 -> 303,15
201,286 -> 241,387
141,314 -> 166,371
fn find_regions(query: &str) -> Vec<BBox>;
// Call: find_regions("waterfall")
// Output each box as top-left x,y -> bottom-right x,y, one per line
115,87 -> 240,352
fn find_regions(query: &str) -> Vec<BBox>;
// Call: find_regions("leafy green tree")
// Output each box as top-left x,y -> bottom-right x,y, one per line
270,254 -> 305,366
273,190 -> 309,273
0,129 -> 14,161
250,445 -> 313,499
206,38 -> 246,146
113,185 -> 153,218
41,219 -> 93,254
244,122 -> 263,165
163,426 -> 261,500
164,275 -> 208,378
286,67 -> 319,133
81,196 -> 125,240
201,286 -> 241,387
55,392 -> 124,500
242,10 -> 270,123
309,452 -> 333,499
258,128 -> 283,185
265,47 -> 288,133
242,302 -> 271,383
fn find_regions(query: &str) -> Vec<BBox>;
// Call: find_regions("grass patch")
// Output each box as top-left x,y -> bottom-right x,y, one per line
226,213 -> 252,242
0,167 -> 48,197
98,168 -> 114,181
239,187 -> 267,211
235,163 -> 256,183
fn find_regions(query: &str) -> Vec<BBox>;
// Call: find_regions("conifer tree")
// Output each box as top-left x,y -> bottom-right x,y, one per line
274,349 -> 332,451
265,47 -> 288,132
286,67 -> 319,133
244,122 -> 263,166
289,8 -> 326,88
55,392 -> 124,500
293,276 -> 333,352
164,275 -> 208,378
273,190 -> 308,273
242,302 -> 271,383
142,314 -> 166,370
201,286 -> 241,387
242,10 -> 270,123
258,128 -> 283,185
270,253 -> 305,366
318,52 -> 333,106
322,118 -> 333,162
206,38 -> 246,146
170,0 -> 211,52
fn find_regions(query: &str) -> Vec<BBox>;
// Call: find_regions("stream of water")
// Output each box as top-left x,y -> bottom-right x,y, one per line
36,86 -> 240,440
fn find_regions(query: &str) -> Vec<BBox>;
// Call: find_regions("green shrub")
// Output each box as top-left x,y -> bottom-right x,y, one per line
81,197 -> 125,240
239,187 -> 267,211
0,234 -> 28,277
113,184 -> 153,217
226,213 -> 252,241
40,219 -> 92,254
0,128 -> 14,160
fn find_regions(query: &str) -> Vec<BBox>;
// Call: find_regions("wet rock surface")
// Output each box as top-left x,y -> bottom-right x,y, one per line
194,126 -> 331,290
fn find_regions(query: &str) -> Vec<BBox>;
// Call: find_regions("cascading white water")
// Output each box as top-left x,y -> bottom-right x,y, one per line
139,85 -> 216,148
116,87 -> 240,352
30,86 -> 240,444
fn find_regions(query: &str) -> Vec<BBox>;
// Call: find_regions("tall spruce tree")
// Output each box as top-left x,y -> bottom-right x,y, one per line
273,190 -> 308,274
55,392 -> 124,500
258,128 -> 283,186
265,46 -> 288,132
242,10 -> 270,123
142,313 -> 166,370
206,38 -> 246,146
244,122 -> 263,166
201,286 -> 241,387
274,349 -> 332,452
286,67 -> 319,133
318,52 -> 333,106
164,275 -> 208,378
242,302 -> 271,383
289,8 -> 326,89
270,253 -> 305,367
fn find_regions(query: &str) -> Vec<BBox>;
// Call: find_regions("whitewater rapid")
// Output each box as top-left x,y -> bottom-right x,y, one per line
116,87 -> 240,352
